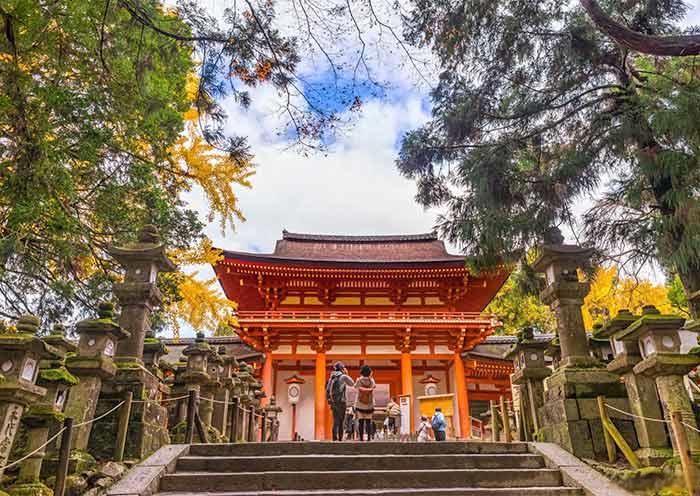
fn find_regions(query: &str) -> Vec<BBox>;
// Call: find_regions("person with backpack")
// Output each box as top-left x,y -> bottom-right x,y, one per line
431,407 -> 447,441
354,365 -> 376,441
326,361 -> 354,441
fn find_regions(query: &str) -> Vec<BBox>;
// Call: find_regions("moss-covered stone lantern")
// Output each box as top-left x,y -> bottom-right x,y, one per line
533,227 -> 629,459
10,326 -> 79,496
211,346 -> 237,438
63,302 -> 129,451
505,327 -> 550,440
181,332 -> 211,392
142,330 -> 168,381
619,305 -> 700,454
263,396 -> 282,441
199,344 -> 222,430
0,315 -> 59,478
597,309 -> 671,465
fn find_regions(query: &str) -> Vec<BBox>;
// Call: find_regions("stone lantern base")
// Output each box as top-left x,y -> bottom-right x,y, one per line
88,365 -> 170,460
538,366 -> 637,459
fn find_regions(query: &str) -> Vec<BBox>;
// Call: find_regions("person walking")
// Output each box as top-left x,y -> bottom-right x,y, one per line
326,361 -> 354,441
431,407 -> 447,441
354,365 -> 376,441
385,397 -> 401,436
417,415 -> 432,442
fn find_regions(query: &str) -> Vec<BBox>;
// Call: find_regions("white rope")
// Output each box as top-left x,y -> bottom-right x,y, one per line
74,401 -> 125,428
604,403 -> 668,423
606,403 -> 700,434
0,427 -> 67,471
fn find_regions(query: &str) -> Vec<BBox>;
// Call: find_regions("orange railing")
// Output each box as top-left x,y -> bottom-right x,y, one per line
237,310 -> 496,323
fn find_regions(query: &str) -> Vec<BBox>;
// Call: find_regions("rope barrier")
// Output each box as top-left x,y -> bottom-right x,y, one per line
132,394 -> 191,405
0,427 -> 67,471
605,402 -> 700,434
74,401 -> 125,428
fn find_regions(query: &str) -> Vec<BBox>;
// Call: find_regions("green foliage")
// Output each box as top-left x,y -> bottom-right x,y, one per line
0,0 -> 198,324
666,275 -> 689,317
397,0 -> 700,302
485,266 -> 555,335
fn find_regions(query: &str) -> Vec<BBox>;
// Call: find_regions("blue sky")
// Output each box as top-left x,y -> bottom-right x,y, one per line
177,1 -> 700,337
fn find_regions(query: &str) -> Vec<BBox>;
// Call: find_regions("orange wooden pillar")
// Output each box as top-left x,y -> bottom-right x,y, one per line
401,352 -> 414,432
261,354 -> 273,407
454,352 -> 471,439
314,352 -> 327,440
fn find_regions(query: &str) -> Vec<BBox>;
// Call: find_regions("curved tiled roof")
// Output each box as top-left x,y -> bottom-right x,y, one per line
281,231 -> 440,243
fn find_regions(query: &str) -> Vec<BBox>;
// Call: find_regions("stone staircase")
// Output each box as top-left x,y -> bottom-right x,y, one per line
154,441 -> 584,495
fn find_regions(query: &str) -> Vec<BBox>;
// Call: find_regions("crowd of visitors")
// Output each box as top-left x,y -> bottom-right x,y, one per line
326,361 -> 448,442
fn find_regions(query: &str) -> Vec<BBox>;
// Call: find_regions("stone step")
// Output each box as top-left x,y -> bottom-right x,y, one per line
176,454 -> 545,472
159,469 -> 564,493
188,442 -> 530,457
158,489 -> 583,496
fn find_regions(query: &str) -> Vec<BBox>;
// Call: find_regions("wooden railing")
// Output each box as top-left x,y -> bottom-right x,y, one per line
237,310 -> 496,323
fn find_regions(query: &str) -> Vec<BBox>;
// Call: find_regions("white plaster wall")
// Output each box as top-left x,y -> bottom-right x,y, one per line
365,345 -> 400,354
275,372 -> 316,441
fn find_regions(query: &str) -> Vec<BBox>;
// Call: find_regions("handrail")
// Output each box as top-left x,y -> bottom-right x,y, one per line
238,310 -> 496,322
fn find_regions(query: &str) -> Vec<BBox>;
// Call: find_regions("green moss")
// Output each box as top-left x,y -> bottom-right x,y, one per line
39,367 -> 79,385
7,482 -> 53,496
0,333 -> 35,341
115,361 -> 141,369
533,429 -> 545,442
25,405 -> 65,422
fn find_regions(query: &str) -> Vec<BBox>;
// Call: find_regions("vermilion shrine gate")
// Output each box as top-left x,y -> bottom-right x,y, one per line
214,231 -> 512,440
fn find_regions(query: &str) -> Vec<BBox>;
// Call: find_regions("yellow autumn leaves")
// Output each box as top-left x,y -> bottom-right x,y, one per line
161,75 -> 254,338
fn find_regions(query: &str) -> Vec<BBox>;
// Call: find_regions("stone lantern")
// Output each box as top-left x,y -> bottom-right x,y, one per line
211,346 -> 237,439
142,330 -> 168,381
0,316 -> 59,477
181,332 -> 212,391
544,337 -> 561,371
263,396 -> 283,441
533,227 -> 628,459
199,344 -> 222,432
597,309 -> 671,464
11,326 -> 79,495
618,305 -> 700,454
505,326 -> 551,440
589,323 -> 614,364
236,362 -> 255,440
63,302 -> 129,451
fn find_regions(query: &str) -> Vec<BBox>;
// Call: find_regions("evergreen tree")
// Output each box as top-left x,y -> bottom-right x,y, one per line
397,0 -> 700,316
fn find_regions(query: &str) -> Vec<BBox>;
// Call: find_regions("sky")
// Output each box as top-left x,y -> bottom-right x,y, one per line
176,1 -> 700,336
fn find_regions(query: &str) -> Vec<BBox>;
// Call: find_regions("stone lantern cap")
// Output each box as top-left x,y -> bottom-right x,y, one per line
532,228 -> 595,275
0,315 -> 61,359
264,396 -> 282,414
42,324 -> 78,358
504,327 -> 549,359
108,225 -> 177,274
181,332 -> 212,384
544,336 -> 561,357
593,309 -> 637,340
615,305 -> 686,343
75,302 -> 131,342
143,330 -> 169,359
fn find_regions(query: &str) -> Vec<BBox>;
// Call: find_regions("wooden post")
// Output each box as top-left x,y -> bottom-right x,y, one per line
597,395 -> 617,463
401,351 -> 415,433
490,400 -> 500,442
53,417 -> 73,496
598,395 -> 641,468
247,406 -> 256,442
229,396 -> 239,442
185,389 -> 197,444
670,411 -> 699,496
314,352 -> 327,440
261,410 -> 268,442
195,411 -> 208,443
113,391 -> 133,461
453,352 -> 470,439
500,396 -> 511,443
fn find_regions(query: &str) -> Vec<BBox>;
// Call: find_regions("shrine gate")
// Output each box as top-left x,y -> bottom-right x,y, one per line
214,231 -> 511,440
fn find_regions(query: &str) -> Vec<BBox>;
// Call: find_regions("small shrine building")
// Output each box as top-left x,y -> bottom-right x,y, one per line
214,231 -> 512,440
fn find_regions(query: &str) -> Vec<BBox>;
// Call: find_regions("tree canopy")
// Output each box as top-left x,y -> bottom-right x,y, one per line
397,0 -> 700,317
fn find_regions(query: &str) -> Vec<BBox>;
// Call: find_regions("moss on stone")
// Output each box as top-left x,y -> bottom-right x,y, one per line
25,405 -> 65,422
39,367 -> 79,386
7,482 -> 53,496
115,361 -> 141,369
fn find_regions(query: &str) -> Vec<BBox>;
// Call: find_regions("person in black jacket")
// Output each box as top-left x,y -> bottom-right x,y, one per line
326,361 -> 354,441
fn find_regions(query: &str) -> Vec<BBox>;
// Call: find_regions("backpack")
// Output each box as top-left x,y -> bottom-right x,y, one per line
327,374 -> 346,405
431,413 -> 445,431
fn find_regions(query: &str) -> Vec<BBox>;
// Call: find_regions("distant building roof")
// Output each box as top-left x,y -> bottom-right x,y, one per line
222,230 -> 466,265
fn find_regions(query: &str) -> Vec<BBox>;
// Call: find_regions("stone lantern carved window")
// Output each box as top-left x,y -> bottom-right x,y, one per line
104,339 -> 115,357
55,388 -> 68,409
21,358 -> 37,381
1,360 -> 12,373
640,335 -> 656,359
